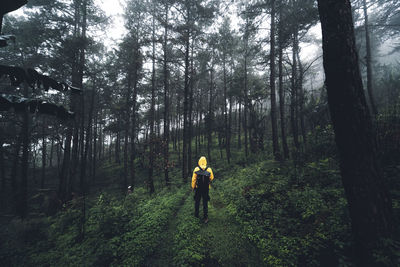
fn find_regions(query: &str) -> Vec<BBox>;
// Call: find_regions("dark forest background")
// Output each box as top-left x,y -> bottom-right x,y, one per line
0,0 -> 400,266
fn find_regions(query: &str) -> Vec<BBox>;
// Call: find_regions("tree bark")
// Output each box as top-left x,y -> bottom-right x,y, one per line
92,111 -> 98,182
116,116 -> 121,164
188,38 -> 194,178
17,86 -> 30,218
41,120 -> 46,189
124,74 -> 132,191
207,62 -> 214,163
79,76 -> 95,195
148,8 -> 156,194
0,136 -> 4,193
317,0 -> 393,264
130,49 -> 140,191
182,15 -> 190,184
68,0 -> 84,198
222,52 -> 230,163
278,12 -> 289,159
228,88 -> 232,163
270,0 -> 281,161
77,0 -> 87,197
290,28 -> 300,151
238,101 -> 241,149
163,2 -> 170,186
49,135 -> 54,168
296,51 -> 307,146
362,0 -> 377,116
243,20 -> 249,158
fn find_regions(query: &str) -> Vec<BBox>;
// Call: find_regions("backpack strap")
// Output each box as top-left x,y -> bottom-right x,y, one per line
197,165 -> 209,171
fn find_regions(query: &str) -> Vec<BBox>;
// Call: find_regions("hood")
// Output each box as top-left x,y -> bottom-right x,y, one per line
198,156 -> 207,169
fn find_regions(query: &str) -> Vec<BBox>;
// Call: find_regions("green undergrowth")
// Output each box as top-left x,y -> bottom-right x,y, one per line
172,193 -> 206,266
0,186 -> 187,266
215,157 -> 353,266
2,127 -> 399,266
171,184 -> 263,266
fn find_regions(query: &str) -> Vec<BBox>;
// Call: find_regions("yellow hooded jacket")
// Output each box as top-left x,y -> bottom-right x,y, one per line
191,156 -> 214,189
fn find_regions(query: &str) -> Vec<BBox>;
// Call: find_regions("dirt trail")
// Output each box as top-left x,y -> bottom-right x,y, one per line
144,187 -> 263,266
144,192 -> 191,266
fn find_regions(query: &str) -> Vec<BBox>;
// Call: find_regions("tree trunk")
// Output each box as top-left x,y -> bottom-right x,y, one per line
188,39 -> 194,177
207,63 -> 214,163
108,135 -> 112,163
116,116 -> 121,164
124,74 -> 132,191
290,28 -> 300,150
0,137 -> 4,193
278,10 -> 289,159
130,55 -> 139,191
244,49 -> 249,159
270,0 -> 281,161
11,134 -> 21,210
238,101 -> 241,149
41,120 -> 46,189
79,76 -> 95,195
57,135 -> 62,174
317,0 -> 393,264
100,125 -> 104,161
92,112 -> 98,182
18,87 -> 30,218
79,100 -> 85,191
223,53 -> 230,163
177,94 -> 181,163
148,9 -> 156,194
183,20 -> 190,184
68,0 -> 84,198
195,110 -> 199,156
59,124 -> 71,201
69,109 -> 80,196
163,2 -> 170,186
363,0 -> 377,116
296,51 -> 307,146
49,136 -> 54,168
228,93 -> 232,163
78,0 -> 87,198
32,145 -> 37,185
198,108 -> 202,154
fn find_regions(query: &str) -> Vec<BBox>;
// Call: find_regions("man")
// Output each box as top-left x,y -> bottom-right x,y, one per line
191,156 -> 214,223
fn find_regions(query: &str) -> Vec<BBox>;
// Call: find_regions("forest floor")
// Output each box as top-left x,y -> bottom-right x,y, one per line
2,141 -> 398,266
144,184 -> 263,266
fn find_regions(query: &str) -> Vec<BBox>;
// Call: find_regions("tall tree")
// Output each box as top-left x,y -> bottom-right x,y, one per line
41,120 -> 47,189
269,0 -> 281,161
207,57 -> 214,163
78,0 -> 88,195
277,0 -> 289,159
317,0 -> 393,264
242,13 -> 250,159
362,0 -> 377,116
148,0 -> 156,194
218,17 -> 234,164
123,0 -> 145,191
290,24 -> 300,151
160,0 -> 170,186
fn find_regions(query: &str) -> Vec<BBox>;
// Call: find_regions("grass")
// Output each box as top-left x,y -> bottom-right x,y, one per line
2,128 -> 399,266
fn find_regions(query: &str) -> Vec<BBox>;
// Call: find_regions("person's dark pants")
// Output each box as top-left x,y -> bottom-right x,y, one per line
194,188 -> 209,219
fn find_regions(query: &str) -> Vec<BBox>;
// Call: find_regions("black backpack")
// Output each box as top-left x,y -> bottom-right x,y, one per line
195,166 -> 211,190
